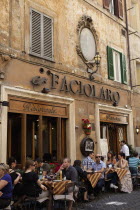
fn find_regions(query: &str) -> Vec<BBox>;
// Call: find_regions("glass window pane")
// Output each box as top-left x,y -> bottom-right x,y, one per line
26,115 -> 39,160
8,113 -> 22,163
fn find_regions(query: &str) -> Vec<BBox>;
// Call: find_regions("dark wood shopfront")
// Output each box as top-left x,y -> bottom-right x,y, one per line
7,96 -> 68,166
100,112 -> 128,155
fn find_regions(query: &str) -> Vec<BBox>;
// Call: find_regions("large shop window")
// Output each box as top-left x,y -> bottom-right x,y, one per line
7,113 -> 66,166
107,46 -> 127,84
103,0 -> 123,19
30,8 -> 54,61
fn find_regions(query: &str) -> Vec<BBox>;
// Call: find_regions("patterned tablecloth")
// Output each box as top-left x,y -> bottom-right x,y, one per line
87,173 -> 102,188
43,180 -> 71,195
108,168 -> 128,180
114,168 -> 128,180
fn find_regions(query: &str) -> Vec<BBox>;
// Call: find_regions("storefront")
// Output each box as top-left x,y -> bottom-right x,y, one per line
7,96 -> 68,165
100,111 -> 128,155
0,85 -> 76,165
94,103 -> 134,158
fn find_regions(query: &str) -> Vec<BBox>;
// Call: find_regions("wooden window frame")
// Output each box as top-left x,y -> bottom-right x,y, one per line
103,0 -> 123,19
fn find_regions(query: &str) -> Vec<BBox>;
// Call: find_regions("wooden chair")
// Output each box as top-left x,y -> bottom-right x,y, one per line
53,182 -> 76,210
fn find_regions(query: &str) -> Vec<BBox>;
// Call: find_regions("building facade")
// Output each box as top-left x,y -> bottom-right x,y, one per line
0,0 -> 139,166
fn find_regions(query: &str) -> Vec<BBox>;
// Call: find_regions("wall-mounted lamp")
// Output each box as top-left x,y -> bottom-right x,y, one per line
0,101 -> 9,106
136,126 -> 140,135
86,52 -> 101,80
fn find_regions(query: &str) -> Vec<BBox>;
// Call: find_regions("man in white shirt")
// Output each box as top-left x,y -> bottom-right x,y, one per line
120,140 -> 130,160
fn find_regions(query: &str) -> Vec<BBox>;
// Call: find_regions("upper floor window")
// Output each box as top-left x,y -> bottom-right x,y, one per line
103,0 -> 123,19
107,46 -> 127,84
136,62 -> 140,86
109,0 -> 115,15
30,8 -> 54,61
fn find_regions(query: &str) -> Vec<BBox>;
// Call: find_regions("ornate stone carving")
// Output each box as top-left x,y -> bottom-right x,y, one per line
0,54 -> 11,79
31,76 -> 47,86
76,15 -> 99,69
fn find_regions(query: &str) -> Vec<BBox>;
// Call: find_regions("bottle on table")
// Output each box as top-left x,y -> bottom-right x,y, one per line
39,168 -> 43,180
59,170 -> 62,180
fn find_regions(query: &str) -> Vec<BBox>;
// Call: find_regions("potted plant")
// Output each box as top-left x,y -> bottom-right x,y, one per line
82,119 -> 92,135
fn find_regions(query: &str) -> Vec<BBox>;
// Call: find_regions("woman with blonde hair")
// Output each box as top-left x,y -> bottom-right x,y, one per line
0,163 -> 12,208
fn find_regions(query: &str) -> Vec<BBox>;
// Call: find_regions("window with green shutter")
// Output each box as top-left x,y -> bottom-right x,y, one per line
107,46 -> 127,84
107,46 -> 114,80
30,8 -> 54,61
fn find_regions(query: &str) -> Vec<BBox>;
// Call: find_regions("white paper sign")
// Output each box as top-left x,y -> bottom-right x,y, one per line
100,138 -> 108,158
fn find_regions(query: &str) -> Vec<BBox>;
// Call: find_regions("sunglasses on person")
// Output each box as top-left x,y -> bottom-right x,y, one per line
95,156 -> 101,158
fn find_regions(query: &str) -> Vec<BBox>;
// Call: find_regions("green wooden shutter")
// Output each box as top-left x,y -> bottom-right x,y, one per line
107,46 -> 114,80
120,53 -> 127,84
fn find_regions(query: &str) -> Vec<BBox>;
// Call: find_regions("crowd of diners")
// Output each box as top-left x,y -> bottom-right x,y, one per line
0,141 -> 140,209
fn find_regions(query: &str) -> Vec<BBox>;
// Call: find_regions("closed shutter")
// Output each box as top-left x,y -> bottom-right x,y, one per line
120,53 -> 127,84
107,46 -> 114,80
30,9 -> 41,56
103,0 -> 111,9
30,8 -> 54,61
118,0 -> 123,19
43,15 -> 53,60
114,0 -> 123,19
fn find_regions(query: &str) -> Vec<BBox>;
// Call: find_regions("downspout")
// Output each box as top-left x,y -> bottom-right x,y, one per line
124,0 -> 132,89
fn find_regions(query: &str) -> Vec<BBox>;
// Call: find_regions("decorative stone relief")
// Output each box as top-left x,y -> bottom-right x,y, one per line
0,55 -> 11,79
76,15 -> 99,69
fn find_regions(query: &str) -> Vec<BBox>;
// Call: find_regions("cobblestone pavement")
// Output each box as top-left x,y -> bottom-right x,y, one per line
77,189 -> 140,210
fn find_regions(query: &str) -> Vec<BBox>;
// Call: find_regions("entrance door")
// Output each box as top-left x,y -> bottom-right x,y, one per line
7,113 -> 66,166
100,123 -> 127,155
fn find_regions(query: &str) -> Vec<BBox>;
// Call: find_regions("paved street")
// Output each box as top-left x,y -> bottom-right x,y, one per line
77,189 -> 140,210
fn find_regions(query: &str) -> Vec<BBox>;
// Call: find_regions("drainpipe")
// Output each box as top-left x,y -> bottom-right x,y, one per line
124,0 -> 132,89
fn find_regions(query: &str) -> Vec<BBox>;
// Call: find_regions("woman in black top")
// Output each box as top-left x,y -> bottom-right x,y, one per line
22,160 -> 47,197
73,160 -> 90,202
8,157 -> 22,198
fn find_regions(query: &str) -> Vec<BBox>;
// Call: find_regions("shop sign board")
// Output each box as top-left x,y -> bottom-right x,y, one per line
8,96 -> 68,118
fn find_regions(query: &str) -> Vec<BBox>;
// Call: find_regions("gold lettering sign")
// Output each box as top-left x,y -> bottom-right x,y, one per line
100,112 -> 128,124
8,97 -> 68,118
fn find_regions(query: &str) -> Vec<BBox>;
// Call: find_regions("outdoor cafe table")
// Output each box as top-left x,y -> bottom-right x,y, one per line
87,172 -> 102,188
43,180 -> 71,195
108,168 -> 128,180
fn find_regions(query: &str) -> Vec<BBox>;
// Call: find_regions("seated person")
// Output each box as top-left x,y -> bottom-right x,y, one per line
22,160 -> 47,197
73,160 -> 91,202
0,163 -> 12,209
13,160 -> 48,207
35,158 -> 50,178
129,151 -> 140,175
8,157 -> 22,197
57,158 -> 78,210
115,153 -> 133,193
105,152 -> 118,189
106,151 -> 117,167
92,154 -> 105,196
82,151 -> 94,170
